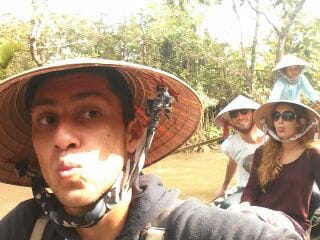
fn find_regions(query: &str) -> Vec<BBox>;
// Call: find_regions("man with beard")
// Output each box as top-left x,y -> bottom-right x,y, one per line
211,95 -> 265,208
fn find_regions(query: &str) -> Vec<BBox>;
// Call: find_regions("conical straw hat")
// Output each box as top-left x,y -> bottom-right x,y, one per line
214,95 -> 261,127
273,54 -> 308,72
0,58 -> 202,186
254,100 -> 320,131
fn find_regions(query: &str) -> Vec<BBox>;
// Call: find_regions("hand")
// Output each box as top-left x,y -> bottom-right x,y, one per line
211,187 -> 226,201
209,187 -> 226,206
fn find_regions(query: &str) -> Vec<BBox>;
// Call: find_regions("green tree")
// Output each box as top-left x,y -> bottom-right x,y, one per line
0,40 -> 22,68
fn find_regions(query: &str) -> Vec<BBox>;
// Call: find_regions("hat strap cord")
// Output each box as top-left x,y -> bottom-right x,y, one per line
31,149 -> 143,229
261,118 -> 319,143
145,83 -> 175,151
29,142 -> 146,229
14,158 -> 127,228
279,69 -> 302,85
127,83 -> 175,189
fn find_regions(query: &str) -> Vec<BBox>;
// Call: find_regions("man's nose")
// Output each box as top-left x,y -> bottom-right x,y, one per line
237,113 -> 247,119
54,121 -> 80,151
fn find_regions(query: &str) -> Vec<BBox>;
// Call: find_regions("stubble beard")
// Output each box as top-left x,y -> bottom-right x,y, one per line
235,121 -> 254,134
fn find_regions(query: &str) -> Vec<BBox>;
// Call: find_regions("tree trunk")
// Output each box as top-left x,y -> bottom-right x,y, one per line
30,19 -> 45,67
249,0 -> 260,93
275,33 -> 287,64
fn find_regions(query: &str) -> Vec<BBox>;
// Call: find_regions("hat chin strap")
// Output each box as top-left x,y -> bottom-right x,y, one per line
31,133 -> 147,228
261,118 -> 319,143
31,172 -> 126,228
279,70 -> 303,85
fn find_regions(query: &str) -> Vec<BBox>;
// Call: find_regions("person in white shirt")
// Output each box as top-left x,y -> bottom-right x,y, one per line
211,95 -> 265,208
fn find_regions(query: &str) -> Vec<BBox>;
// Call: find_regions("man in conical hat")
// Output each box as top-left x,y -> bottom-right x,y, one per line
269,54 -> 320,106
0,59 -> 301,239
211,95 -> 265,208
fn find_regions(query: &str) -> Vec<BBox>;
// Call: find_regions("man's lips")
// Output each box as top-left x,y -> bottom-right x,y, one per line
56,162 -> 81,177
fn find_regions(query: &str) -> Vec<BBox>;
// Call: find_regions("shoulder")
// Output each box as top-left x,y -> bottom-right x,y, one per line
306,147 -> 320,160
274,77 -> 286,85
254,146 -> 263,158
0,198 -> 40,239
166,198 -> 232,235
165,198 -> 217,238
168,198 -> 210,217
250,147 -> 263,166
298,74 -> 314,86
300,74 -> 309,81
1,198 -> 40,220
221,133 -> 240,147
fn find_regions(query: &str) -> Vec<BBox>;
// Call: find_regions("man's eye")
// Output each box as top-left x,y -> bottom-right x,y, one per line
40,116 -> 56,125
83,110 -> 100,119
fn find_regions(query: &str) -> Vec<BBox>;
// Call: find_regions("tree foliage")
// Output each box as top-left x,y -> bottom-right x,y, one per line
0,0 -> 319,142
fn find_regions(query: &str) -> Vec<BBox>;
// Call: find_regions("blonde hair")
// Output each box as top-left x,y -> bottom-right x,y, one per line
257,103 -> 316,190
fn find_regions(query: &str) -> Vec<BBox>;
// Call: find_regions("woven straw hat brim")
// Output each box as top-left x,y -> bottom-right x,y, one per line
253,100 -> 320,130
0,58 -> 202,186
273,54 -> 308,72
214,95 -> 261,127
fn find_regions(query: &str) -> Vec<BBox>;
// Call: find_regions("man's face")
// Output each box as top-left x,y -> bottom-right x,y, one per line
30,72 -> 139,214
229,109 -> 254,133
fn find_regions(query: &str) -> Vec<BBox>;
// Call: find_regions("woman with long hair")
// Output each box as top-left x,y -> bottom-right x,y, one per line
239,100 -> 320,240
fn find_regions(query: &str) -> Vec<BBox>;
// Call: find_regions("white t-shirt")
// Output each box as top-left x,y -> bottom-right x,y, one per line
220,132 -> 264,187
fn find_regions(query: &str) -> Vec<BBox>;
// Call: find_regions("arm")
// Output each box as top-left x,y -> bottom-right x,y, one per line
212,158 -> 237,200
300,75 -> 320,103
166,199 -> 302,240
313,149 -> 320,190
269,79 -> 284,101
0,199 -> 40,239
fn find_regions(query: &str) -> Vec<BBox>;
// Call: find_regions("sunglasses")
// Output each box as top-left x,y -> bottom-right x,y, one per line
271,111 -> 297,122
229,109 -> 251,118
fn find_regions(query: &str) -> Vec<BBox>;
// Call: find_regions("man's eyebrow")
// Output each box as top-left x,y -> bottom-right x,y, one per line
31,99 -> 56,109
71,91 -> 109,102
31,91 -> 110,109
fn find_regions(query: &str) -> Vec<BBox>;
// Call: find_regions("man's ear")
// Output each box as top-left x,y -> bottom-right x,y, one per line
127,118 -> 144,154
227,119 -> 235,128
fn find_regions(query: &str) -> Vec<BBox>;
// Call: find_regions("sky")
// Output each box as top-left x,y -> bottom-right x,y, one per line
1,0 -> 320,48
1,0 -> 151,21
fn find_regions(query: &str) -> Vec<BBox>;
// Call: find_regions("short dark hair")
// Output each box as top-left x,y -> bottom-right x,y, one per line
24,67 -> 135,126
